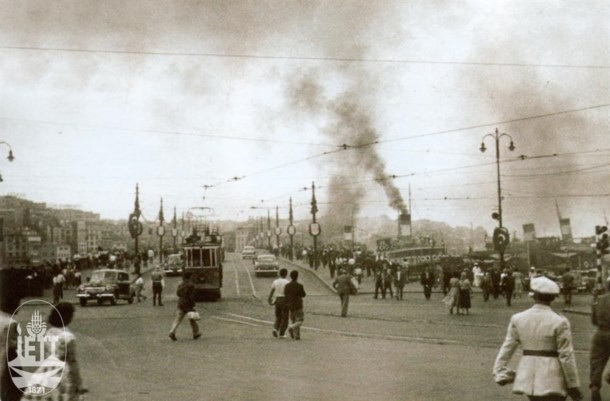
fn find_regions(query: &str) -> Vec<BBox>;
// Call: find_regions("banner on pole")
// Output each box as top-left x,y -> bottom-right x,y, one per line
523,223 -> 536,242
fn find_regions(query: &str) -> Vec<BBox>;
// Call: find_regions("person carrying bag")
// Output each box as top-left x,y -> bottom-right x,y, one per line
169,273 -> 202,341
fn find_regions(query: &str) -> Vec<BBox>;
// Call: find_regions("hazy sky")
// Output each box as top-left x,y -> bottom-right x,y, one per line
0,0 -> 608,238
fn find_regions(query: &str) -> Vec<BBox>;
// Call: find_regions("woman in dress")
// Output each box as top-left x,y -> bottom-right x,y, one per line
458,272 -> 472,315
443,274 -> 460,315
24,302 -> 86,401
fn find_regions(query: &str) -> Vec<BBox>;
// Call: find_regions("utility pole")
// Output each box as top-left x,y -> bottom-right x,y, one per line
480,128 -> 515,269
157,198 -> 165,264
309,181 -> 321,269
287,197 -> 295,260
275,206 -> 280,254
267,209 -> 271,250
172,207 -> 178,253
128,184 -> 143,275
409,184 -> 413,236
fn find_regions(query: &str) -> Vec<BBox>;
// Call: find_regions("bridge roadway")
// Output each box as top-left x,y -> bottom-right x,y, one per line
17,252 -> 608,401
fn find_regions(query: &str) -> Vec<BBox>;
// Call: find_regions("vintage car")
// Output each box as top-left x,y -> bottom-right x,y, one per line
254,254 -> 279,277
576,269 -> 597,293
242,245 -> 257,260
164,253 -> 184,276
76,269 -> 135,306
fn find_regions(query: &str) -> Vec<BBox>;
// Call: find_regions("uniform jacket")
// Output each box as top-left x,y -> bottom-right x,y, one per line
333,274 -> 356,295
493,304 -> 580,397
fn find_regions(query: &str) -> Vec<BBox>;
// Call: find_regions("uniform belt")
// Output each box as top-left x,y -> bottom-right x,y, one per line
523,350 -> 558,357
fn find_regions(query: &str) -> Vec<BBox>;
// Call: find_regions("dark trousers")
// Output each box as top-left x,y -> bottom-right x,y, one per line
590,329 -> 610,389
274,297 -> 289,335
423,285 -> 432,300
396,284 -> 404,300
339,294 -> 350,317
153,283 -> 163,305
505,290 -> 514,306
374,281 -> 384,299
563,289 -> 573,305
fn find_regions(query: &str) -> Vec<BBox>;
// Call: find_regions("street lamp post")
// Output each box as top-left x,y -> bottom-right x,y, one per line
0,141 -> 15,182
288,198 -> 296,260
309,182 -> 321,270
172,207 -> 178,253
267,209 -> 272,250
157,198 -> 165,264
275,206 -> 281,254
128,184 -> 143,275
480,128 -> 515,268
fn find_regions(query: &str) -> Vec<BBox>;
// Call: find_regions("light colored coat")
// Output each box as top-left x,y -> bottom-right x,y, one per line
493,304 -> 580,397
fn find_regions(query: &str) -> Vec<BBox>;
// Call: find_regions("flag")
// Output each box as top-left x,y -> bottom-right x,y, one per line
522,223 -> 536,242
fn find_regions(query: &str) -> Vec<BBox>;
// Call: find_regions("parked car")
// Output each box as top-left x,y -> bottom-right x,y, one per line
164,253 -> 184,276
242,246 -> 257,260
76,269 -> 135,306
254,254 -> 279,277
576,269 -> 597,293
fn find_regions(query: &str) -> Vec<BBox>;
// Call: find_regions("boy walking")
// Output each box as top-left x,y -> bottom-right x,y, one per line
268,268 -> 290,338
284,270 -> 306,340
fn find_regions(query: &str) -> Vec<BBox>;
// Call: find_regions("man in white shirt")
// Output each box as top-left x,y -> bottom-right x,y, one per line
268,268 -> 290,338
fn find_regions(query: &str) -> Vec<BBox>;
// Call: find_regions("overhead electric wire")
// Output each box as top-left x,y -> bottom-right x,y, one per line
0,116 -> 338,148
2,44 -> 609,70
349,104 -> 610,148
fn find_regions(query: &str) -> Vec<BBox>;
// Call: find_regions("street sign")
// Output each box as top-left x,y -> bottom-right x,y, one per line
287,225 -> 296,236
157,226 -> 166,236
309,223 -> 321,237
275,227 -> 281,236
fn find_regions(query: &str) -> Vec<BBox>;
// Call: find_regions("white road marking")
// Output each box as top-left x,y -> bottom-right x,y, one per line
211,316 -> 262,327
233,259 -> 241,297
240,259 -> 259,299
221,312 -> 463,345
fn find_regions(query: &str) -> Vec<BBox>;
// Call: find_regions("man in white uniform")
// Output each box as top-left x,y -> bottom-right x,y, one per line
493,276 -> 583,401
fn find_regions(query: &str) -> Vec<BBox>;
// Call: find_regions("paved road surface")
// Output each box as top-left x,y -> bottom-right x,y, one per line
13,252 -> 608,400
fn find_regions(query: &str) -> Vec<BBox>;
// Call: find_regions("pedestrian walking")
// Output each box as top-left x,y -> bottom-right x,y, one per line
52,270 -> 66,304
394,266 -> 407,300
501,269 -> 516,307
561,268 -> 575,306
443,276 -> 460,315
374,266 -> 386,299
490,267 -> 502,299
457,272 -> 472,315
284,270 -> 306,340
333,268 -> 357,317
151,266 -> 164,306
493,276 -> 583,401
590,281 -> 610,401
472,262 -> 483,287
169,273 -> 201,341
420,265 -> 435,301
134,273 -> 147,302
23,302 -> 87,401
481,271 -> 492,302
268,268 -> 290,338
513,270 -> 524,298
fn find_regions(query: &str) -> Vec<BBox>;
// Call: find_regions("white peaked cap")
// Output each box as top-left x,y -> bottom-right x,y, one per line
530,276 -> 560,295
